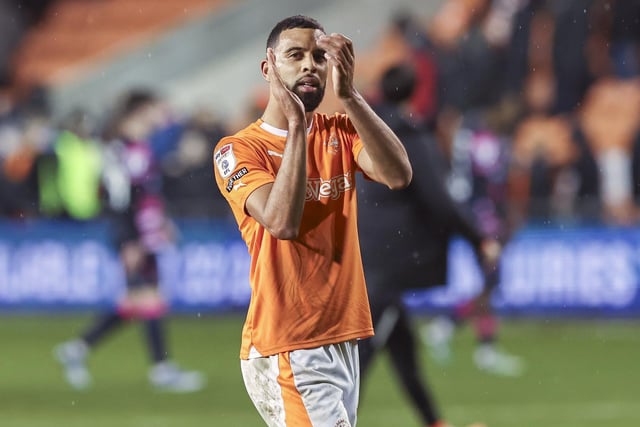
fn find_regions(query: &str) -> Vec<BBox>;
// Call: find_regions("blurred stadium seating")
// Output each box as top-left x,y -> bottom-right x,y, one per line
11,0 -> 230,89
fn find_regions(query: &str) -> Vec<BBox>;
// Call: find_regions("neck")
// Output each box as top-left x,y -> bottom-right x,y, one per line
261,100 -> 314,130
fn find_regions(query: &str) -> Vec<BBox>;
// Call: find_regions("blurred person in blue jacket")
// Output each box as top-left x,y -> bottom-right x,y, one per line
160,106 -> 231,219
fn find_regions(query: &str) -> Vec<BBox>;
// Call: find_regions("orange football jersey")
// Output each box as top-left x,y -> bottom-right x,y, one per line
213,113 -> 374,359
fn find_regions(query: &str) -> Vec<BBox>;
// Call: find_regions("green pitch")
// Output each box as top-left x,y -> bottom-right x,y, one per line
1,314 -> 638,427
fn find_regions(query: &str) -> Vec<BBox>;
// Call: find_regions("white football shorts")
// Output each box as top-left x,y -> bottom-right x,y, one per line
240,340 -> 360,427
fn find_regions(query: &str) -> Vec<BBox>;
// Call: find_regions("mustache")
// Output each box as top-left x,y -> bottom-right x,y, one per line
295,75 -> 321,87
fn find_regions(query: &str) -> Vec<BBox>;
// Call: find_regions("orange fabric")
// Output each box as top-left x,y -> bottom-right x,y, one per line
214,113 -> 374,359
3,147 -> 36,182
278,352 -> 312,426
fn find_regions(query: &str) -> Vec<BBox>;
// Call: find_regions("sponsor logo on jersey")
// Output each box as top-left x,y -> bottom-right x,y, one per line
225,167 -> 249,192
233,181 -> 247,190
306,173 -> 352,201
215,144 -> 236,178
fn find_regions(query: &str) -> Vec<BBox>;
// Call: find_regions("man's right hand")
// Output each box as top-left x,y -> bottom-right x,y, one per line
266,48 -> 306,127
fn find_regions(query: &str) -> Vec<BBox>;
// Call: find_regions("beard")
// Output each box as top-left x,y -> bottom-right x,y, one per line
292,84 -> 325,112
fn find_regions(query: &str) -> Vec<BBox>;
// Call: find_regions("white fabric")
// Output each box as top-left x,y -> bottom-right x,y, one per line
241,341 -> 360,427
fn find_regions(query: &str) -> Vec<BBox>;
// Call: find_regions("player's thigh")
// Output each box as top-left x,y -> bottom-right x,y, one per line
288,341 -> 360,427
241,355 -> 286,427
240,341 -> 359,427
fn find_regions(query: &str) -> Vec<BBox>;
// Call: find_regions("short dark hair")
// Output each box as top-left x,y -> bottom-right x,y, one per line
118,88 -> 158,118
266,15 -> 325,50
380,63 -> 416,103
102,88 -> 159,140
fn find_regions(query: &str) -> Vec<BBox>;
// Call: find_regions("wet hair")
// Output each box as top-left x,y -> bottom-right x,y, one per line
380,63 -> 417,103
266,15 -> 325,50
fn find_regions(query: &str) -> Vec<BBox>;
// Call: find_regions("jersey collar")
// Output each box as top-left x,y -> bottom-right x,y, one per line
259,118 -> 314,137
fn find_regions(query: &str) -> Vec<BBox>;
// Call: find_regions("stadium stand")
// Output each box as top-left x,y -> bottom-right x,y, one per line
10,0 -> 231,93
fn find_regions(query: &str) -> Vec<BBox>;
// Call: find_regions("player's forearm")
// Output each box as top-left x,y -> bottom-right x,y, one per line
342,91 -> 412,189
262,125 -> 308,239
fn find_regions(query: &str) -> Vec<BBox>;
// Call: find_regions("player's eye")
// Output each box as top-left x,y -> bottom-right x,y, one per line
314,51 -> 327,63
288,51 -> 304,60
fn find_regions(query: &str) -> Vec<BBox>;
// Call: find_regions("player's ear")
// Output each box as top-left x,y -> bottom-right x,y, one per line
260,59 -> 269,82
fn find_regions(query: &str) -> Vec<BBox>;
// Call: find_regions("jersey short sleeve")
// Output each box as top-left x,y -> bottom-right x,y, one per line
213,135 -> 274,218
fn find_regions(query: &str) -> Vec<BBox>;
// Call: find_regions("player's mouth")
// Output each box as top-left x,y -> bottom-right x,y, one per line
297,76 -> 320,92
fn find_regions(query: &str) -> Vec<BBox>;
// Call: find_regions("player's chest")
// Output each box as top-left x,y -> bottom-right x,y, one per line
264,135 -> 349,178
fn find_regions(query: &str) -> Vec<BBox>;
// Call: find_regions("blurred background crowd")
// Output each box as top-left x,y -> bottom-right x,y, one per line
0,82 -> 230,221
0,0 -> 639,235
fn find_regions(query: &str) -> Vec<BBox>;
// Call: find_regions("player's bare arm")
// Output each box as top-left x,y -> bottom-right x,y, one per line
245,47 -> 308,240
317,33 -> 412,189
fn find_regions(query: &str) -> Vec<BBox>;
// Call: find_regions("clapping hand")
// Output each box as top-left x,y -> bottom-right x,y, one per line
316,33 -> 355,100
266,47 -> 306,125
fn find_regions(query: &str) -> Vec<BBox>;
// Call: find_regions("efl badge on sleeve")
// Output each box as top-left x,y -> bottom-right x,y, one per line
214,143 -> 237,178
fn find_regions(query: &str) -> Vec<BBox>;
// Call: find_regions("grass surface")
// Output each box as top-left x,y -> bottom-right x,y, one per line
1,314 -> 638,427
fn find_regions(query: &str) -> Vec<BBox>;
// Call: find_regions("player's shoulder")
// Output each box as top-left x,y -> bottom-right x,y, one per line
214,119 -> 281,176
214,121 -> 267,154
215,121 -> 255,144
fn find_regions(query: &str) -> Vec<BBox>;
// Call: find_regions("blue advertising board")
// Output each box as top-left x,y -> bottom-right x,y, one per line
0,220 -> 124,309
0,220 -> 638,316
405,226 -> 640,317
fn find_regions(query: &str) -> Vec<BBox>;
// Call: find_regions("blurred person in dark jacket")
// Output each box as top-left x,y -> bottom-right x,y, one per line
53,89 -> 205,393
0,85 -> 54,219
423,103 -> 525,377
357,62 -> 494,427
